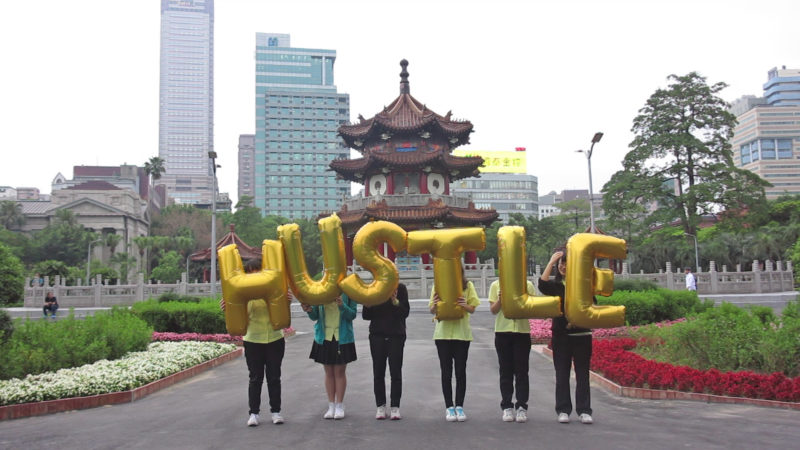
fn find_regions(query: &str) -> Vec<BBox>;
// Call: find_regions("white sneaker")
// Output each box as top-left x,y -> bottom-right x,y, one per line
580,413 -> 593,424
558,412 -> 570,423
323,405 -> 335,419
334,404 -> 345,419
515,408 -> 528,423
247,413 -> 259,427
376,405 -> 386,420
271,412 -> 284,424
502,408 -> 514,422
455,406 -> 467,422
390,407 -> 401,420
445,407 -> 457,422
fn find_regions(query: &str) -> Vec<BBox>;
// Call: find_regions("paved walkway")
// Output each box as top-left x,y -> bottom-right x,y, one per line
1,311 -> 798,449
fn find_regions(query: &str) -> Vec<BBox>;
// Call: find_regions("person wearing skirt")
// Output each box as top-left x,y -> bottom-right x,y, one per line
301,293 -> 357,419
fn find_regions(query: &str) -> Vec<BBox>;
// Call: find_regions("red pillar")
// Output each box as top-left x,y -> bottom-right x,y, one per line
420,173 -> 428,194
421,253 -> 432,269
465,250 -> 477,269
386,171 -> 395,194
344,234 -> 354,267
386,245 -> 395,262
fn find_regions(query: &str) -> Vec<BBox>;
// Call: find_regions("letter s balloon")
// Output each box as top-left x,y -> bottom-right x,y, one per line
340,221 -> 407,306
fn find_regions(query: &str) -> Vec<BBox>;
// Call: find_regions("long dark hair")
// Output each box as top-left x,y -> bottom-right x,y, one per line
554,247 -> 567,283
461,265 -> 468,291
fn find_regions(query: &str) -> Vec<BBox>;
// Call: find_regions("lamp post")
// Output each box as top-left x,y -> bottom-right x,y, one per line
685,232 -> 700,272
209,151 -> 218,297
86,238 -> 103,285
577,132 -> 603,233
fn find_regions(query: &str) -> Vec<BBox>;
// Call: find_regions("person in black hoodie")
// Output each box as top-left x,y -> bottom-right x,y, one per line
362,283 -> 410,420
538,249 -> 594,425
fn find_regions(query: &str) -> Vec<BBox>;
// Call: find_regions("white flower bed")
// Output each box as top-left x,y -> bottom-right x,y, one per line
0,341 -> 236,406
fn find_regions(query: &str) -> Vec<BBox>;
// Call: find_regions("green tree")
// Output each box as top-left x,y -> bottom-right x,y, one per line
32,260 -> 71,284
32,211 -> 98,266
0,242 -> 25,305
0,227 -> 31,261
151,250 -> 183,283
110,252 -> 138,284
0,201 -> 24,230
605,72 -> 769,242
476,221 -> 502,264
556,198 -> 591,232
104,233 -> 122,256
144,156 -> 166,182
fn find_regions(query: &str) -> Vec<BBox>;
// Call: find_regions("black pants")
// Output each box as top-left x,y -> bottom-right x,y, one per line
43,304 -> 58,316
435,339 -> 470,408
244,339 -> 285,414
369,333 -> 406,407
551,334 -> 592,415
495,332 -> 531,410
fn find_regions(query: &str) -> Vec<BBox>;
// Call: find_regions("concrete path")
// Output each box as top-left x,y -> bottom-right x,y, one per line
1,311 -> 798,450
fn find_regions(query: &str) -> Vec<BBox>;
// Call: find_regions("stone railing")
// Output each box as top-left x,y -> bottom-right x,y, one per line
23,259 -> 795,308
342,193 -> 472,211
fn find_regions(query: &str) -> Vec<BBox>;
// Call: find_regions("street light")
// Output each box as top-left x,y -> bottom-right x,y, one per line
208,151 -> 218,297
86,238 -> 103,285
684,232 -> 700,272
576,132 -> 603,233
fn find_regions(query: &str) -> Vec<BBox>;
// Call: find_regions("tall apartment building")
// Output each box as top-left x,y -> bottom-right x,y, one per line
254,33 -> 350,219
731,67 -> 800,199
238,134 -> 255,201
158,0 -> 215,205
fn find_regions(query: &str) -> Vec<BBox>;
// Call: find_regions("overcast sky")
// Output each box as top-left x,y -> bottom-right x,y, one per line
1,0 -> 798,206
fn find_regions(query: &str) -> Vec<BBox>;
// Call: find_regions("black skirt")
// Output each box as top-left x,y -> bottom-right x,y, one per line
309,338 -> 357,365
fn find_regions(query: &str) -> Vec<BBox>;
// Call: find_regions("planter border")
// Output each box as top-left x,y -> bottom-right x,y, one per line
539,346 -> 800,410
0,347 -> 243,420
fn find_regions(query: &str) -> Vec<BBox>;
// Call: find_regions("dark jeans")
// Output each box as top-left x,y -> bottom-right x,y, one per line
435,339 -> 470,408
244,339 -> 285,414
552,334 -> 592,415
369,333 -> 406,407
495,332 -> 531,410
43,304 -> 58,317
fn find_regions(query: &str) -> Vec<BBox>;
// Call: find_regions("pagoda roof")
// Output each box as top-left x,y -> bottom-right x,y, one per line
190,224 -> 261,262
338,60 -> 473,150
330,151 -> 483,183
335,198 -> 498,229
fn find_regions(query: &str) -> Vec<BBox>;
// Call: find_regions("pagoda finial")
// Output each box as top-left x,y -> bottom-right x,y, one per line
400,59 -> 410,94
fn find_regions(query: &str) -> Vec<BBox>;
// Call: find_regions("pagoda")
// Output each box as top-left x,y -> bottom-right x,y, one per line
329,60 -> 498,265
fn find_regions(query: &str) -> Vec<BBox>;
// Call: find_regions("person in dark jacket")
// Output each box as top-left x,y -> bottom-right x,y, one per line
538,249 -> 594,425
362,283 -> 409,420
43,292 -> 58,319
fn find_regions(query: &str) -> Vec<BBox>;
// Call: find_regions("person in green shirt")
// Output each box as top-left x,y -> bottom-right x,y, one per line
429,266 -> 480,422
488,279 -> 533,423
220,259 -> 288,427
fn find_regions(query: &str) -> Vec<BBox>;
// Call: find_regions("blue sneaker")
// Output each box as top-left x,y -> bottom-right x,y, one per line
455,406 -> 466,422
445,407 -> 456,422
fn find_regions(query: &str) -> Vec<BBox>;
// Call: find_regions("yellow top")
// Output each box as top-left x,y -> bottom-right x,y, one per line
488,279 -> 533,334
429,281 -> 481,341
243,299 -> 284,344
324,301 -> 340,341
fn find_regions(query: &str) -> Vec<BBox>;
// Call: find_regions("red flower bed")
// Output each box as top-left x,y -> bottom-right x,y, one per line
592,338 -> 800,402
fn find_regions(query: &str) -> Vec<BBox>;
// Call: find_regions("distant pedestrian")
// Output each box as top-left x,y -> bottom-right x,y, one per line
685,268 -> 697,291
43,292 -> 58,319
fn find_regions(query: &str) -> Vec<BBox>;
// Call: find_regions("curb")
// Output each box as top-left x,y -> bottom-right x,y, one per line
0,347 -> 243,421
537,347 -> 800,410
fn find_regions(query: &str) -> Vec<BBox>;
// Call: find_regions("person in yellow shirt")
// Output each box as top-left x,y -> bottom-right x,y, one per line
429,266 -> 480,422
488,279 -> 533,423
220,259 -> 289,427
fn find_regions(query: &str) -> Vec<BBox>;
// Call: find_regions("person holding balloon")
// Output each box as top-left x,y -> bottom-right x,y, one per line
488,278 -> 533,423
538,249 -> 594,425
219,259 -> 288,427
429,266 -> 480,422
300,292 -> 358,420
362,282 -> 410,420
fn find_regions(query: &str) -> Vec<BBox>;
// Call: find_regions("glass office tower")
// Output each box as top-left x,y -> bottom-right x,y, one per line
159,0 -> 214,205
254,33 -> 350,218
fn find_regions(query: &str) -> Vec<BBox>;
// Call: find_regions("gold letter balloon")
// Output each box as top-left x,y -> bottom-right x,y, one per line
564,233 -> 627,329
340,220 -> 407,306
278,214 -> 346,305
218,242 -> 289,336
407,228 -> 485,320
496,226 -> 562,319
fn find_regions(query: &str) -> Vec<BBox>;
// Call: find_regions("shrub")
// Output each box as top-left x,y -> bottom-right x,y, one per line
613,279 -> 659,292
0,242 -> 24,305
599,288 -> 712,326
0,309 -> 13,343
132,298 -> 225,334
157,292 -> 200,303
0,308 -> 152,380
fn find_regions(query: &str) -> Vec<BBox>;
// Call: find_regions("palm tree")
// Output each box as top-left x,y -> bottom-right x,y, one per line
144,156 -> 166,183
104,233 -> 122,256
0,201 -> 24,230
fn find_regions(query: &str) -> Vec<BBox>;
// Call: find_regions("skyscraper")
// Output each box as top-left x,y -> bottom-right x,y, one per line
159,0 -> 215,205
254,33 -> 350,219
237,134 -> 255,201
